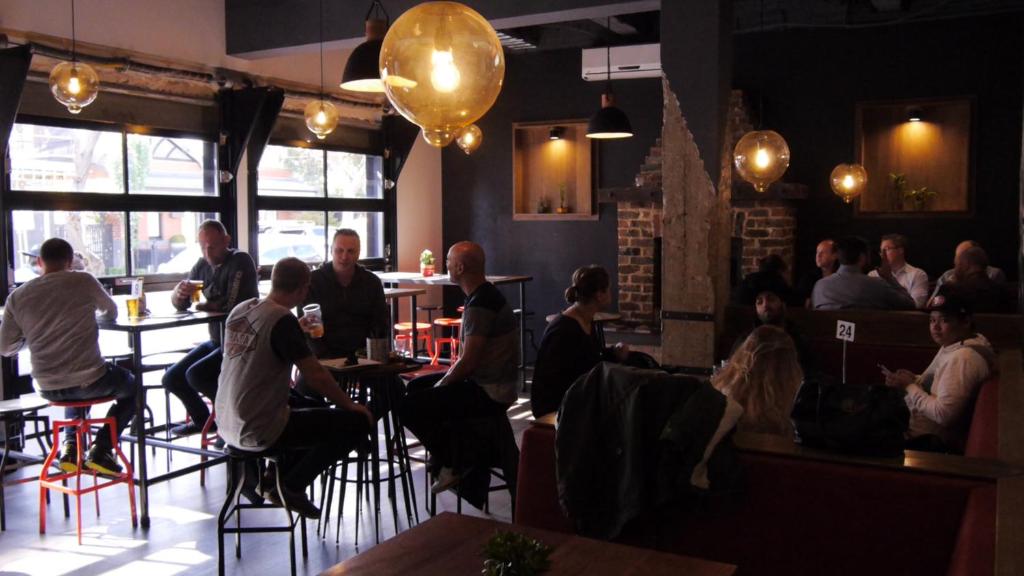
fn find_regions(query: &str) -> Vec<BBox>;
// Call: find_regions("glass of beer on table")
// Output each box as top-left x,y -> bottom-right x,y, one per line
191,280 -> 204,303
302,304 -> 324,339
127,297 -> 142,319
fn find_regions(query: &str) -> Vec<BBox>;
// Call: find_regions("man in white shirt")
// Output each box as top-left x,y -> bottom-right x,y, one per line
868,234 -> 929,308
0,238 -> 136,475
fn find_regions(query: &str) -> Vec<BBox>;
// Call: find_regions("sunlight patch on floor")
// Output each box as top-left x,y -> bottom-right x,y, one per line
146,505 -> 214,525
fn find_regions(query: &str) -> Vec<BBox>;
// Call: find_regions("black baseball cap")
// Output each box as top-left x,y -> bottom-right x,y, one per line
926,288 -> 972,316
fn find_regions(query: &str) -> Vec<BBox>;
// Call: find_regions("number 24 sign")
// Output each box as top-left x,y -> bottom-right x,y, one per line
836,320 -> 855,342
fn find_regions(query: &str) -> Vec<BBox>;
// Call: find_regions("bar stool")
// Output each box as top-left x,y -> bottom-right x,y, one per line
0,396 -> 57,531
217,445 -> 306,576
198,409 -> 220,487
393,322 -> 432,358
431,317 -> 462,365
39,397 -> 137,545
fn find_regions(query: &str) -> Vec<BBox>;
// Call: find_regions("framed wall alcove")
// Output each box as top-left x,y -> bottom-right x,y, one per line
854,98 -> 973,216
512,119 -> 597,221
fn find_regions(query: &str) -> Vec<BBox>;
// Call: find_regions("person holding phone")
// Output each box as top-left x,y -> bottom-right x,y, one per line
882,291 -> 995,453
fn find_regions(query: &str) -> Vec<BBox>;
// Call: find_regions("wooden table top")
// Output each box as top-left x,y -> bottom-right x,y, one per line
384,287 -> 427,299
376,272 -> 533,286
321,512 -> 735,576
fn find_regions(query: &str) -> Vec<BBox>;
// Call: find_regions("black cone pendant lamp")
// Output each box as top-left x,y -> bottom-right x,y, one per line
340,1 -> 388,92
586,17 -> 632,140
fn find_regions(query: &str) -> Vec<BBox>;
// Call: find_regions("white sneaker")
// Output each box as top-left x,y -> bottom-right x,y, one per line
430,466 -> 461,494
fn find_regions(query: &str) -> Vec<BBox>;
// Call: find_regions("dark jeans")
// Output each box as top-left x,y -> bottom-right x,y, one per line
272,408 -> 371,492
399,373 -> 509,469
40,364 -> 137,451
162,340 -> 222,425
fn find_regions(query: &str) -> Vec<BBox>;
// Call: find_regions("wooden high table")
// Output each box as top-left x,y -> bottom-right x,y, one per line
98,292 -> 226,529
376,272 -> 533,381
321,512 -> 736,575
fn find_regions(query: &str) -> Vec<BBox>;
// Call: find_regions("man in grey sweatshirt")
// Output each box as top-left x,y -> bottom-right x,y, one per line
0,238 -> 136,475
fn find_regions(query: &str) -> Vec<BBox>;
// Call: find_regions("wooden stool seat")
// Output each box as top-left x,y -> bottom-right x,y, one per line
394,322 -> 433,359
431,318 -> 463,365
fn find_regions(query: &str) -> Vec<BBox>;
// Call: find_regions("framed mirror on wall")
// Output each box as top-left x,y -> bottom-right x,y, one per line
512,119 -> 598,221
854,97 -> 973,216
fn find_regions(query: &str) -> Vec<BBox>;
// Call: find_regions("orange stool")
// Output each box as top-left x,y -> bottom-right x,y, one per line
394,322 -> 433,358
39,397 -> 137,544
199,409 -> 220,487
431,318 -> 462,365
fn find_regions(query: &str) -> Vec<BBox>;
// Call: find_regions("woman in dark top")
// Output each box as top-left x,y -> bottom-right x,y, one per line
531,266 -> 628,417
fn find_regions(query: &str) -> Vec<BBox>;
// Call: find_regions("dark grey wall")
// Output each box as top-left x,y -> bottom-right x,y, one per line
734,14 -> 1024,281
440,48 -> 663,355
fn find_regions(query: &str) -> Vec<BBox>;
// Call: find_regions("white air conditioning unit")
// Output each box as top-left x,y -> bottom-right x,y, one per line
581,43 -> 661,81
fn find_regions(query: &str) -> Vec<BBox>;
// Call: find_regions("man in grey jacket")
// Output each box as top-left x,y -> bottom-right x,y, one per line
0,238 -> 136,475
811,236 -> 916,311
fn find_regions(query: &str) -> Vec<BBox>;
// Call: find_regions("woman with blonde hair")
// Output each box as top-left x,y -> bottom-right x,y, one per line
712,325 -> 803,436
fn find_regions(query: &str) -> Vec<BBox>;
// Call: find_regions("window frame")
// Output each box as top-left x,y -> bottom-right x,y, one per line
249,137 -> 391,273
3,115 -> 229,285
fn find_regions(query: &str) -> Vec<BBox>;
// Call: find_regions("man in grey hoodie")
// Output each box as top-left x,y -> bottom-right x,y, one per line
0,238 -> 136,475
883,292 -> 995,453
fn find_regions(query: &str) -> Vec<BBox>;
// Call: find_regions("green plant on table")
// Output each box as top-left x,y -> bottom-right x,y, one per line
420,249 -> 434,266
481,530 -> 552,576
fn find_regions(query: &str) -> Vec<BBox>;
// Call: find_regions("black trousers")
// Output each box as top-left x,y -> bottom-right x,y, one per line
40,364 -> 136,451
272,408 -> 371,492
398,374 -> 509,469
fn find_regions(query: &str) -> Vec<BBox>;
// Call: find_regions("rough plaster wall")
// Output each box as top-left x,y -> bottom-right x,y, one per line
660,76 -> 731,368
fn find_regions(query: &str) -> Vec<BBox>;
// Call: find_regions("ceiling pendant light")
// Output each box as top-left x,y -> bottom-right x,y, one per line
49,0 -> 99,114
340,1 -> 388,92
379,1 -> 505,148
733,130 -> 790,193
830,163 -> 868,204
732,0 -> 789,192
454,124 -> 482,155
586,17 -> 632,140
305,0 -> 339,140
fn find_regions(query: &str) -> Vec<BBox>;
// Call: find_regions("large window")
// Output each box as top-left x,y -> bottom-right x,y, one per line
5,121 -> 224,282
254,144 -> 387,268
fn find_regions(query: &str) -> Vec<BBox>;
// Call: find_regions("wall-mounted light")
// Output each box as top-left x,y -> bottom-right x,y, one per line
907,106 -> 924,122
549,126 -> 566,140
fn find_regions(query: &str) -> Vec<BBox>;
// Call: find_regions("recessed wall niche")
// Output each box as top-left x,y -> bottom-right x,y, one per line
855,98 -> 972,215
512,119 -> 597,221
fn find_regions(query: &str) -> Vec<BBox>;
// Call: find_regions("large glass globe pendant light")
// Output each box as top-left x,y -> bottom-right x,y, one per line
304,0 -> 339,140
733,130 -> 790,192
49,0 -> 99,114
830,163 -> 868,204
379,1 -> 505,147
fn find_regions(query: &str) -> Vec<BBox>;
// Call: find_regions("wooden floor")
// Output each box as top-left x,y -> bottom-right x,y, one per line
0,394 -> 536,576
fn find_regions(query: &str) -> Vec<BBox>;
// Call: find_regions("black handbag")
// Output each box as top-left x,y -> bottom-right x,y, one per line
790,377 -> 910,457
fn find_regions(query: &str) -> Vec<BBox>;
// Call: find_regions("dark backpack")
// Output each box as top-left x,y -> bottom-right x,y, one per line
790,376 -> 910,457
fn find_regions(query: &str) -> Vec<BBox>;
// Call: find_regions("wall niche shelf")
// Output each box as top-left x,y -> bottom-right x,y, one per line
512,119 -> 597,221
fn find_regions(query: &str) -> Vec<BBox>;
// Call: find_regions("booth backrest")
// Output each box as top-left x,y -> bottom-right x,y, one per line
964,377 -> 999,459
515,423 -> 998,576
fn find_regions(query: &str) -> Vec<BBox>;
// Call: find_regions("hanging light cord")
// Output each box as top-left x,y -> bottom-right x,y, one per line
70,0 -> 77,62
604,16 -> 614,97
365,0 -> 389,26
319,0 -> 325,97
757,0 -> 764,129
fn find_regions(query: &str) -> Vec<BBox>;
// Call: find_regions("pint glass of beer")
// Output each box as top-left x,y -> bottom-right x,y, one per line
191,280 -> 204,303
302,304 -> 324,338
127,297 -> 142,319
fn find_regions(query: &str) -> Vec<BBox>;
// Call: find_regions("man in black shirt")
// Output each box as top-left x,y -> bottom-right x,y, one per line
164,220 -> 259,436
302,228 -> 389,359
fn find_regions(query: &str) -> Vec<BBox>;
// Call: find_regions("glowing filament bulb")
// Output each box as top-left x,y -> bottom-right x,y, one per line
68,70 -> 82,95
754,148 -> 771,169
842,174 -> 854,189
315,109 -> 327,125
430,49 -> 461,93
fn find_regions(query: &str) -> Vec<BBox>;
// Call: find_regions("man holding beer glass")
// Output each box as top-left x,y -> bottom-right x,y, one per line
164,220 -> 258,436
295,229 -> 389,400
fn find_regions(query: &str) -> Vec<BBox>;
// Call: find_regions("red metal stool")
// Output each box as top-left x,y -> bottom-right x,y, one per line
431,318 -> 463,365
199,408 -> 220,487
394,322 -> 432,359
39,397 -> 137,544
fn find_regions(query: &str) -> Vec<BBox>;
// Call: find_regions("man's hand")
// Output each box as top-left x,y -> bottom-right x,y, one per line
298,314 -> 316,332
173,280 -> 193,303
612,342 -> 630,362
884,368 -> 916,389
876,262 -> 894,282
348,403 -> 375,430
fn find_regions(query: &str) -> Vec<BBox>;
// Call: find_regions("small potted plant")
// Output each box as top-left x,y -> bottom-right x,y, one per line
556,183 -> 570,214
420,249 -> 435,276
537,195 -> 551,214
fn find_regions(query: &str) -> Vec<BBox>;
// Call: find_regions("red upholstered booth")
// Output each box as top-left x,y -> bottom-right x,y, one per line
516,416 -> 1002,576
